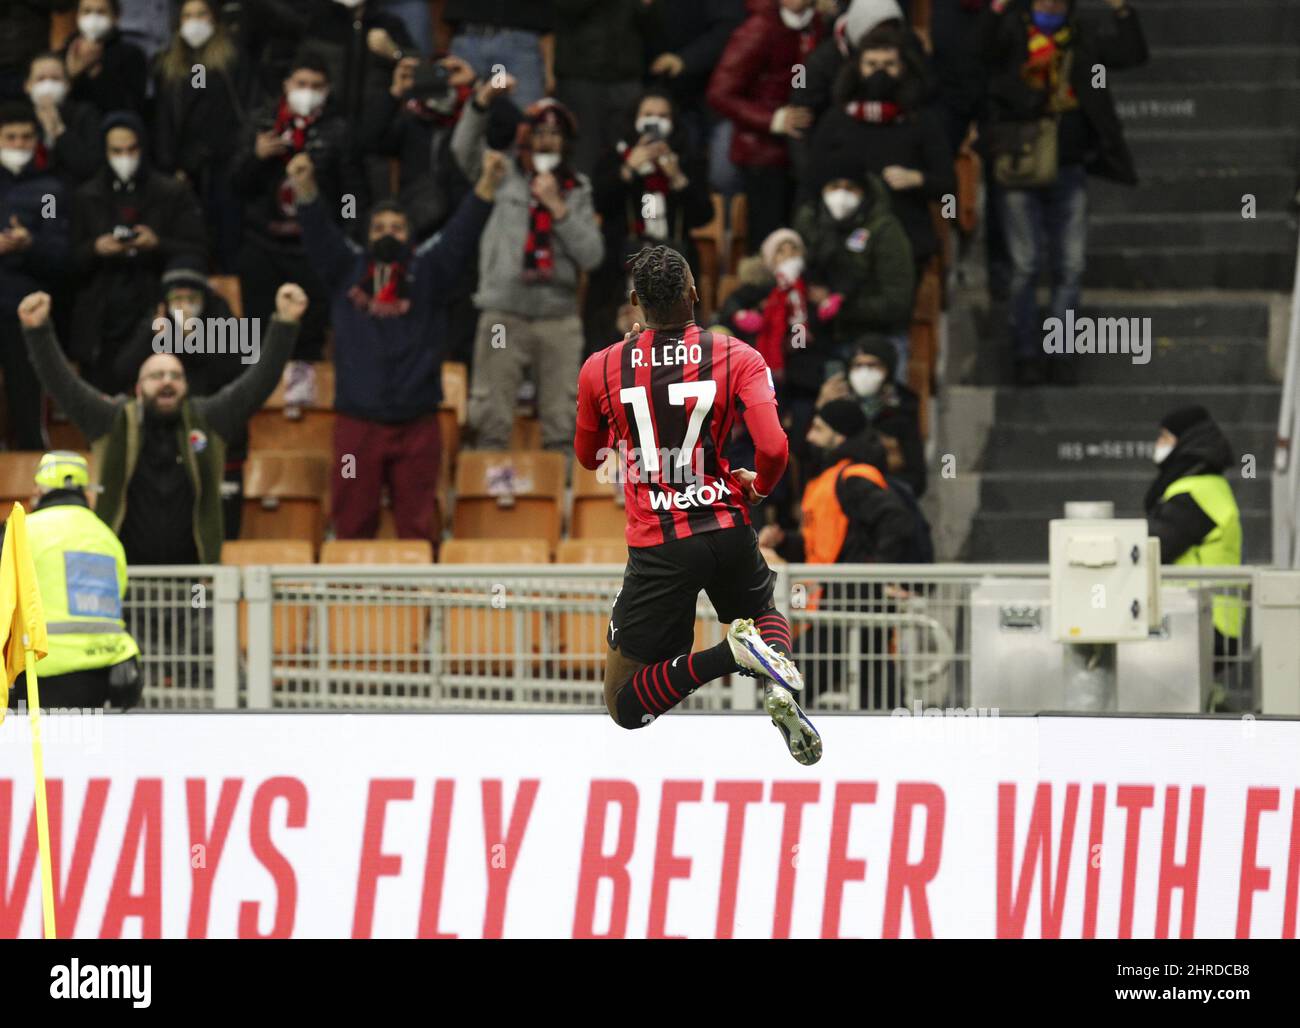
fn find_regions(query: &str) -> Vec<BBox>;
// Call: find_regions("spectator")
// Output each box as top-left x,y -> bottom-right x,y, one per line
452,90 -> 604,452
980,0 -> 1147,386
287,148 -> 506,541
63,0 -> 148,116
706,0 -> 826,249
1,2 -> 75,102
929,0 -> 989,154
233,0 -> 314,107
816,337 -> 926,497
232,50 -> 364,393
589,87 -> 713,350
0,101 -> 69,449
115,0 -> 176,63
791,171 -> 914,369
25,52 -> 103,186
803,22 -> 953,273
153,0 -> 246,273
17,284 -> 306,564
71,110 -> 206,389
360,52 -> 478,238
379,0 -> 435,57
302,0 -> 418,131
1145,405 -> 1242,655
554,0 -> 663,178
442,0 -> 556,109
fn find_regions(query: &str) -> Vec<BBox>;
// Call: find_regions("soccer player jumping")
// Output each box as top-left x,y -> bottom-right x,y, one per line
574,246 -> 822,765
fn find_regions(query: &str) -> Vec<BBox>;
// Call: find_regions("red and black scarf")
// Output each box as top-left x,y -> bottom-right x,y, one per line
844,99 -> 903,124
347,260 -> 412,318
1023,22 -> 1078,110
523,166 -> 578,282
757,279 -> 808,377
402,82 -> 473,126
272,96 -> 320,224
617,140 -> 671,238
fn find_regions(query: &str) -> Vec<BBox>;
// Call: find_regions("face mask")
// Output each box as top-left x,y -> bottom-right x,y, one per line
1152,441 -> 1174,465
78,13 -> 113,42
635,116 -> 672,140
30,79 -> 68,106
532,151 -> 561,175
1031,11 -> 1069,33
179,19 -> 215,49
109,154 -> 139,181
0,148 -> 33,175
849,366 -> 886,398
775,255 -> 804,286
779,7 -> 815,30
858,69 -> 898,102
371,235 -> 406,264
823,188 -> 862,221
287,88 -> 325,118
334,0 -> 365,7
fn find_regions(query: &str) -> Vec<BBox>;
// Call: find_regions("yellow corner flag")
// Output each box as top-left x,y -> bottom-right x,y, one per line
0,503 -> 57,938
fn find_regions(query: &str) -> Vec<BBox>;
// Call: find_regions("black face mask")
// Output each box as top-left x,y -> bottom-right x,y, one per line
371,234 -> 407,264
858,69 -> 899,102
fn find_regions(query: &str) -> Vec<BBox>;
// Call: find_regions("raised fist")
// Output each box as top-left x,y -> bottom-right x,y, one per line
275,283 -> 309,322
17,291 -> 52,330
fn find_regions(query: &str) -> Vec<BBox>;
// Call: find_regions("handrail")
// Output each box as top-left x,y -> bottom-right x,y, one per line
1272,218 -> 1300,567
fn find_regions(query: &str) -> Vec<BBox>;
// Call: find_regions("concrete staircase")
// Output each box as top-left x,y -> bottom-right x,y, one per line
936,0 -> 1296,563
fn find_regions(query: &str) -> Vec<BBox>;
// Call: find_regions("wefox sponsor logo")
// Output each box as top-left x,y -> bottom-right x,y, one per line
50,959 -> 151,1008
648,476 -> 732,511
1042,310 -> 1151,365
152,311 -> 260,365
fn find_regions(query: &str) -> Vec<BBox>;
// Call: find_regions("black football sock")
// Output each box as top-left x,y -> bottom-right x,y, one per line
754,607 -> 793,659
614,641 -> 739,727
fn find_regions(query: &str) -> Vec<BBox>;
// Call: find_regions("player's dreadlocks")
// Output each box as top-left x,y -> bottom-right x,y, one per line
629,245 -> 690,323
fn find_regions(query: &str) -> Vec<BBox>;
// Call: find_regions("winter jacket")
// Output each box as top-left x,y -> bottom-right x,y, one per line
867,380 -> 926,499
555,0 -> 663,82
646,0 -> 746,112
706,0 -> 826,169
301,1 -> 416,128
1144,419 -> 1237,565
0,1 -> 73,75
153,60 -> 246,180
979,0 -> 1148,184
792,173 -> 916,341
63,28 -> 148,116
38,99 -> 104,186
0,161 -> 68,310
443,0 -> 556,33
451,99 -> 604,319
297,190 -> 492,422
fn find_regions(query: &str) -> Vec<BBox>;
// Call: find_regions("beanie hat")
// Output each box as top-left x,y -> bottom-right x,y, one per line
852,337 -> 899,381
523,97 -> 578,138
759,227 -> 804,273
161,254 -> 209,294
817,398 -> 869,439
1159,405 -> 1211,438
844,0 -> 906,48
101,108 -> 147,145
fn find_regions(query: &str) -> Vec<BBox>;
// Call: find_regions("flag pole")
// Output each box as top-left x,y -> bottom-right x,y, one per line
23,638 -> 57,939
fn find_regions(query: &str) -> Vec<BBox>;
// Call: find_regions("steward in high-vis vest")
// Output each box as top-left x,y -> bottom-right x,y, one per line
1145,405 -> 1243,645
0,452 -> 141,709
759,400 -> 914,564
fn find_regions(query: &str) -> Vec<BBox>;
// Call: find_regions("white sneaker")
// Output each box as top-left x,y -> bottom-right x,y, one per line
726,618 -> 804,693
764,683 -> 823,766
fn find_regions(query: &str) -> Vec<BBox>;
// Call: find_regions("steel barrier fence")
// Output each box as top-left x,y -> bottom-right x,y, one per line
125,563 -> 1298,714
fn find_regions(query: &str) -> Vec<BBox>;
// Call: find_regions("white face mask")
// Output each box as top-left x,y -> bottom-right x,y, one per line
78,13 -> 113,42
179,19 -> 215,49
1152,441 -> 1174,465
532,151 -> 561,175
287,88 -> 325,117
823,188 -> 862,221
635,115 -> 672,139
334,0 -> 365,7
109,153 -> 139,182
779,6 -> 815,30
30,79 -> 68,106
849,366 -> 886,398
0,148 -> 34,175
775,255 -> 804,286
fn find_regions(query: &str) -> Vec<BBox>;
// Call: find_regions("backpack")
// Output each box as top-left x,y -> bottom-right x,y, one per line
883,475 -> 935,564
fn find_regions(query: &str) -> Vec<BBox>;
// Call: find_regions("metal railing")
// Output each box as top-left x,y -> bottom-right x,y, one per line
124,562 -> 1297,715
1271,218 -> 1300,567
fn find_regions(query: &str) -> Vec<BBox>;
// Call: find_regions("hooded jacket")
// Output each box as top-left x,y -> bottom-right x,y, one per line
979,0 -> 1148,184
1144,418 -> 1239,565
0,156 -> 68,309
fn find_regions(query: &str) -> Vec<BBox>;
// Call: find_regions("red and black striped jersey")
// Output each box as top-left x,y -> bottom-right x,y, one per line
575,324 -> 778,548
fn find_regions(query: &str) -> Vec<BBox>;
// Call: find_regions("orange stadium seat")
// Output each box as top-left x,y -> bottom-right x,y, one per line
318,538 -> 432,659
241,451 -> 330,549
510,415 -> 542,451
555,538 -> 627,674
220,539 -> 314,654
691,193 -> 726,291
438,538 -> 549,667
452,450 -> 566,553
570,454 -> 626,540
441,362 -> 468,426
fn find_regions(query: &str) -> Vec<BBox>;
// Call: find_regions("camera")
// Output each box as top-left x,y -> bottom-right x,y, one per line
641,123 -> 667,144
408,60 -> 452,103
112,225 -> 138,242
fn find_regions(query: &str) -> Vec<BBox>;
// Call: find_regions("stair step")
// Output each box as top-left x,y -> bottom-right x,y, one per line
964,511 -> 1272,563
965,337 -> 1272,387
976,471 -> 1270,514
991,386 -> 1281,426
1125,129 -> 1298,170
1090,169 -> 1296,216
1129,2 -> 1300,48
1088,212 -> 1292,249
978,423 -> 1277,473
1123,46 -> 1300,84
1110,82 -> 1300,131
1083,247 -> 1295,290
973,299 -> 1272,338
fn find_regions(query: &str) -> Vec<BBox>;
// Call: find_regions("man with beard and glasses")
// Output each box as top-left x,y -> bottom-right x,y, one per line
288,147 -> 507,543
15,283 -> 306,565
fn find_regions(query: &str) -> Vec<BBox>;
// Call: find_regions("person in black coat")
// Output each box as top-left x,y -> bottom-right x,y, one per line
62,0 -> 148,116
24,52 -> 103,187
801,21 -> 954,272
0,1 -> 75,101
70,110 -> 206,390
152,0 -> 246,273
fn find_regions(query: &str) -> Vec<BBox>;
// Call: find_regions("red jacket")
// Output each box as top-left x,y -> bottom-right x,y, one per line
707,0 -> 826,169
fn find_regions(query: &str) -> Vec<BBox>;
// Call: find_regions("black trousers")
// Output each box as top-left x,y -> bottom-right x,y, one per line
0,313 -> 46,449
7,667 -> 112,709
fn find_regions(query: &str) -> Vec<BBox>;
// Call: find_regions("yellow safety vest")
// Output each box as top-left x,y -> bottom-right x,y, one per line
27,503 -> 140,677
1160,474 -> 1243,639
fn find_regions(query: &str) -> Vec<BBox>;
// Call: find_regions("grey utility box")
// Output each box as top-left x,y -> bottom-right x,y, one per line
970,579 -> 1213,713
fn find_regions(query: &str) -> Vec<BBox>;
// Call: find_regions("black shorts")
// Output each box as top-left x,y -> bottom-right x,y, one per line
607,525 -> 776,664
